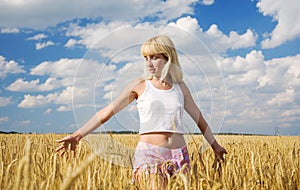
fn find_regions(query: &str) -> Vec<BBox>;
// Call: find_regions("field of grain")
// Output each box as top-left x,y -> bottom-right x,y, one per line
0,134 -> 299,189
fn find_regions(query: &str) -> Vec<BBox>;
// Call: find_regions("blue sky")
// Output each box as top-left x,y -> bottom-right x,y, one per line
0,0 -> 299,135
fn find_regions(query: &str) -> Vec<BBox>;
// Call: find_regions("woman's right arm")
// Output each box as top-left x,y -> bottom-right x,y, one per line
56,78 -> 143,156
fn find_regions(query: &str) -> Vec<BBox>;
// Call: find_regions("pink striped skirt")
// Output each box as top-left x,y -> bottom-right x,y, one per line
132,141 -> 190,181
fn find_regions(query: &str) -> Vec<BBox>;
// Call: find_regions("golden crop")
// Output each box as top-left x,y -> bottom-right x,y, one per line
0,134 -> 299,189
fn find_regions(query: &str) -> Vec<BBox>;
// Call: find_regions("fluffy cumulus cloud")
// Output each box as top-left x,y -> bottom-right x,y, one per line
26,33 -> 47,41
204,24 -> 257,52
1,0 -> 299,134
0,27 -> 19,33
56,106 -> 71,112
17,58 -> 118,109
267,88 -> 295,106
156,0 -> 198,21
201,0 -> 214,5
258,55 -> 300,91
0,0 -> 197,29
217,51 -> 300,131
35,41 -> 55,50
167,15 -> 256,53
63,18 -> 244,121
168,16 -> 201,33
26,33 -> 55,50
0,97 -> 12,107
257,0 -> 300,48
66,16 -> 257,55
0,55 -> 25,79
44,108 -> 52,114
15,14 -> 299,132
6,78 -> 59,92
18,86 -> 87,109
219,50 -> 265,75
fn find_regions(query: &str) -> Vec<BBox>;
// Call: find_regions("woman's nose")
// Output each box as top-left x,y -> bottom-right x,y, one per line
146,59 -> 153,67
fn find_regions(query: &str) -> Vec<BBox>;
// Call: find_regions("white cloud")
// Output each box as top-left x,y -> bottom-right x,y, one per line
7,78 -> 59,92
35,41 -> 55,50
44,108 -> 52,114
66,16 -> 257,57
267,88 -> 295,106
217,50 -> 265,76
17,57 -> 117,108
201,0 -> 214,5
257,54 -> 300,91
169,16 -> 200,33
18,85 -> 95,109
0,27 -> 19,33
62,19 -> 262,130
0,0 -> 197,29
0,116 -> 8,123
64,38 -> 80,48
239,107 -> 266,120
31,58 -> 101,78
65,21 -> 130,50
0,96 -> 12,107
168,16 -> 257,53
158,0 -> 197,21
20,120 -> 32,126
204,24 -> 257,52
0,55 -> 25,79
227,69 -> 262,86
2,9 -> 297,134
18,94 -> 51,108
57,106 -> 71,112
217,52 -> 300,94
26,33 -> 54,50
216,50 -> 300,131
281,108 -> 300,117
26,33 -> 47,41
257,0 -> 300,48
30,58 -> 117,88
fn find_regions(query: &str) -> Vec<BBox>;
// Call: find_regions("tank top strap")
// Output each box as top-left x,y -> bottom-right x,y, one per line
173,83 -> 184,103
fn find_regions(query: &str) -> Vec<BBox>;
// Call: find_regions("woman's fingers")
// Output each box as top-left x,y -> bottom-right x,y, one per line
215,147 -> 227,162
55,136 -> 78,157
60,149 -> 66,157
55,144 -> 67,152
70,142 -> 76,151
56,135 -> 71,143
212,157 -> 218,169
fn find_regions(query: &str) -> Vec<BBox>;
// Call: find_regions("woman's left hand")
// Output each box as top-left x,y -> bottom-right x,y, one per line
56,131 -> 82,157
211,141 -> 227,162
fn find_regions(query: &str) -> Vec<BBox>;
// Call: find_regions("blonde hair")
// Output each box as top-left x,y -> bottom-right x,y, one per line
141,35 -> 183,83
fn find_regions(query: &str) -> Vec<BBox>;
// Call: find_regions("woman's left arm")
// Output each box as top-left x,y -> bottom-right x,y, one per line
179,82 -> 227,161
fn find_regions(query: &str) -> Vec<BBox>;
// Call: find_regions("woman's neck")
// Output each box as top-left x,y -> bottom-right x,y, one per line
150,76 -> 172,87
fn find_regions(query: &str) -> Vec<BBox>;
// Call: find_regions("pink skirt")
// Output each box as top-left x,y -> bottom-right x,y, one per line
132,141 -> 190,181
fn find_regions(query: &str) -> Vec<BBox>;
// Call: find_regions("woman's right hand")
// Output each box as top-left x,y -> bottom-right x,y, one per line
56,131 -> 82,156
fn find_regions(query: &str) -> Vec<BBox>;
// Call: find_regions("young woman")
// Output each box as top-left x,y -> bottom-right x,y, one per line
56,35 -> 227,189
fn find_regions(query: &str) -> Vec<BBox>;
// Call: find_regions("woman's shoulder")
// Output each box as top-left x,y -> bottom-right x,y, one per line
177,81 -> 190,95
130,77 -> 146,86
128,77 -> 146,95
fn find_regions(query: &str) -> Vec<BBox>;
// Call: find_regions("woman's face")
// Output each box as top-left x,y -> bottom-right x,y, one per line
144,53 -> 168,79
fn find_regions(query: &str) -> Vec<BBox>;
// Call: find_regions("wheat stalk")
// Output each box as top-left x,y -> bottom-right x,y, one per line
60,153 -> 96,190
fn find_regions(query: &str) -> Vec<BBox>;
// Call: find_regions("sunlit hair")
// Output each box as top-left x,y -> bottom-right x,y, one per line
141,35 -> 183,83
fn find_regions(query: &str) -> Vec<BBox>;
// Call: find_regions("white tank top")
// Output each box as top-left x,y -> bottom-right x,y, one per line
136,80 -> 185,134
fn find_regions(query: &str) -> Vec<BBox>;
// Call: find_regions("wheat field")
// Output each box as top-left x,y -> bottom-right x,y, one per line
0,134 -> 299,190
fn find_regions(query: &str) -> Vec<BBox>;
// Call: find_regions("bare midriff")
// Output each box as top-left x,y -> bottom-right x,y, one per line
139,132 -> 186,149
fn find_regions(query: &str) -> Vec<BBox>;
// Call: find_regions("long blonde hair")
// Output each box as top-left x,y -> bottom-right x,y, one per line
141,35 -> 183,83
